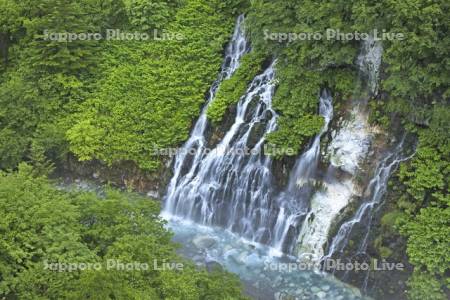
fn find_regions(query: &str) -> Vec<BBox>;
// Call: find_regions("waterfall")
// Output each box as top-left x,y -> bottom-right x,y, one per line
357,37 -> 383,96
269,92 -> 333,254
324,143 -> 414,294
323,137 -> 415,267
328,38 -> 382,175
164,24 -> 391,265
294,39 -> 383,261
163,44 -> 281,242
164,15 -> 248,214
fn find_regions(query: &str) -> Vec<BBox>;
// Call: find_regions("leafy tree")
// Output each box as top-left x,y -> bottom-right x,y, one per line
0,0 -> 22,64
67,0 -> 240,170
206,51 -> 266,124
406,272 -> 447,300
0,165 -> 249,299
0,164 -> 95,298
123,0 -> 181,30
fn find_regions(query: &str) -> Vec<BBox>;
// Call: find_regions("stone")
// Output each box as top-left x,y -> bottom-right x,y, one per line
245,252 -> 260,267
147,190 -> 160,199
235,251 -> 248,264
192,235 -> 217,249
192,255 -> 203,262
226,249 -> 247,265
206,260 -> 223,272
349,286 -> 362,297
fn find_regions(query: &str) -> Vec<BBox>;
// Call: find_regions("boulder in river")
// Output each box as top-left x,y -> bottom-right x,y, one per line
192,235 -> 217,249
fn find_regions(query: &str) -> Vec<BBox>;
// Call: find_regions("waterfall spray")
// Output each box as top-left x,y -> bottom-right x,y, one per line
294,38 -> 383,261
164,15 -> 248,215
270,91 -> 333,254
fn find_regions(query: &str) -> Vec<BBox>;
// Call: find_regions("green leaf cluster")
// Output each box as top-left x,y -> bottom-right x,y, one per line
206,51 -> 266,124
0,165 -> 248,299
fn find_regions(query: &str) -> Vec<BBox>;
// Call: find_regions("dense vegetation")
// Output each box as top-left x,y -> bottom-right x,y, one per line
0,164 -> 248,299
0,0 -> 246,171
0,0 -> 448,299
242,1 -> 449,298
206,51 -> 266,124
0,0 -> 250,298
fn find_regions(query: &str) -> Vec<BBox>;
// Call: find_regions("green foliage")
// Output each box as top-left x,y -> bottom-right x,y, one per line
0,0 -> 103,169
406,272 -> 447,300
368,99 -> 390,129
399,206 -> 450,275
266,66 -> 326,156
0,165 -> 248,299
267,115 -> 324,157
207,51 -> 265,124
66,0 -> 240,171
1,1 -> 449,298
380,0 -> 449,105
399,146 -> 446,203
398,106 -> 449,206
246,2 -> 449,298
393,105 -> 449,298
29,142 -> 55,176
0,0 -> 22,64
0,0 -> 21,34
0,0 -> 246,172
22,0 -> 100,76
0,164 -> 95,298
245,0 -> 359,155
380,210 -> 403,229
123,0 -> 180,30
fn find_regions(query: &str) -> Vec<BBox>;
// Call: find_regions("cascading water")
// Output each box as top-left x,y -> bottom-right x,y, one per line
322,137 -> 415,291
164,14 -> 289,254
164,62 -> 278,242
269,92 -> 333,254
357,37 -> 383,96
161,16 -> 280,243
164,15 -> 248,215
160,17 -> 370,299
325,137 -> 413,258
294,38 -> 383,261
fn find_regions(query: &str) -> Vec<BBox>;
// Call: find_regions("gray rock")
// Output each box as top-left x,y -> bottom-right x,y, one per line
192,255 -> 203,262
235,251 -> 248,264
226,249 -> 247,265
192,235 -> 217,249
349,286 -> 362,297
147,190 -> 160,199
206,260 -> 223,272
